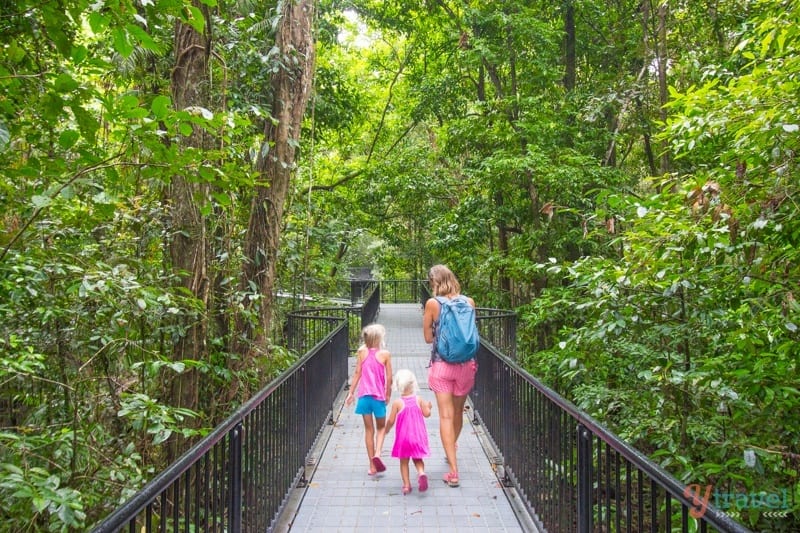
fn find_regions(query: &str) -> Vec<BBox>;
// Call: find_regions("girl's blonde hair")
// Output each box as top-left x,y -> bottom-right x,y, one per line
361,323 -> 386,349
428,264 -> 461,297
394,369 -> 419,396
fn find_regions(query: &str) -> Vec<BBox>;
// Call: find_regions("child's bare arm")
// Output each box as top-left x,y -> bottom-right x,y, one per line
418,396 -> 433,418
345,348 -> 365,406
384,399 -> 401,434
383,351 -> 393,403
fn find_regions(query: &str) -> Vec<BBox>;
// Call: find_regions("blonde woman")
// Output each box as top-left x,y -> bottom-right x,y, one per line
422,264 -> 478,487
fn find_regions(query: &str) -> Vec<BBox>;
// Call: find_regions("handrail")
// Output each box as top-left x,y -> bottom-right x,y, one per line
92,322 -> 349,532
378,279 -> 420,303
472,343 -> 751,533
360,280 -> 380,329
93,280 -> 750,533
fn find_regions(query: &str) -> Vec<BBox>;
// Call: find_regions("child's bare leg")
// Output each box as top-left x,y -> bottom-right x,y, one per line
363,415 -> 376,472
368,416 -> 387,472
413,458 -> 428,492
374,416 -> 386,457
400,458 -> 411,491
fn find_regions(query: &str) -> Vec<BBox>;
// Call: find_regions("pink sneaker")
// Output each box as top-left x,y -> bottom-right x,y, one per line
418,473 -> 428,492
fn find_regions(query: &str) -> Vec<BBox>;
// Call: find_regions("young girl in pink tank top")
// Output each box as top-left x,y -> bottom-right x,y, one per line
345,324 -> 393,475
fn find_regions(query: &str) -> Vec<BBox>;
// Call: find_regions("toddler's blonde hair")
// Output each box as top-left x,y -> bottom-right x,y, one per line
394,369 -> 419,396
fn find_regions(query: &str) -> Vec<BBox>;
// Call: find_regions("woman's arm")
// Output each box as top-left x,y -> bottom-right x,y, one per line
422,298 -> 439,344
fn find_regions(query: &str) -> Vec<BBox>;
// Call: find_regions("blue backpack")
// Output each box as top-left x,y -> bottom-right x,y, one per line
434,295 -> 479,363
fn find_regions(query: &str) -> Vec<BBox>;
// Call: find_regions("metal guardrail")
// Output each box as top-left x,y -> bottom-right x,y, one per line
92,324 -> 349,532
360,281 -> 380,329
92,281 -> 381,531
471,343 -> 751,533
476,307 -> 517,358
93,279 -> 749,533
285,306 -> 360,353
379,279 -> 420,303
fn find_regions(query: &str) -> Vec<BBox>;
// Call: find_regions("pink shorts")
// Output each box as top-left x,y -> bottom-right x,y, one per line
428,359 -> 478,397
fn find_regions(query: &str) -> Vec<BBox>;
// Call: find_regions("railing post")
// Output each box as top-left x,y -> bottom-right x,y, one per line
230,423 -> 242,533
577,423 -> 593,533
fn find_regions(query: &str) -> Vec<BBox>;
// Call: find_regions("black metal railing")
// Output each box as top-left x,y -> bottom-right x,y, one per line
92,324 -> 349,533
379,279 -> 421,303
284,283 -> 380,354
471,343 -> 751,533
351,279 -> 419,305
360,281 -> 380,330
476,307 -> 517,358
350,279 -> 377,305
285,306 -> 360,353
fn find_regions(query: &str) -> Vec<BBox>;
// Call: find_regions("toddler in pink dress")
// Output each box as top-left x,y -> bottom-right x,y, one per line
384,369 -> 432,494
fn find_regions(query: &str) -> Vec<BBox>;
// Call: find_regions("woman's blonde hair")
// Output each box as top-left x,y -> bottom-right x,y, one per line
428,264 -> 461,297
361,323 -> 386,349
394,369 -> 419,396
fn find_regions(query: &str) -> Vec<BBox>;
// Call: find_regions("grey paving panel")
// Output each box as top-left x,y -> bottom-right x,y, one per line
278,304 -> 537,533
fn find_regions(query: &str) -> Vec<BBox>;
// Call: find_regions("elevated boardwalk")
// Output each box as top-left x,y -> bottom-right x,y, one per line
279,303 -> 538,532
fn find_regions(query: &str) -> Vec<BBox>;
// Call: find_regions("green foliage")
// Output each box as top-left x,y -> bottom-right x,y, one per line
0,462 -> 86,532
2,0 -> 800,529
520,175 -> 800,522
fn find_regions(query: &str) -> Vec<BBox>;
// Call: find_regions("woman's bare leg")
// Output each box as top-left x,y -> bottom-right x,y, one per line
452,394 -> 468,443
434,391 -> 458,475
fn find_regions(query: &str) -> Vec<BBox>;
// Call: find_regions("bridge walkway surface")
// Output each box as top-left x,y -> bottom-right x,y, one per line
277,303 -> 539,532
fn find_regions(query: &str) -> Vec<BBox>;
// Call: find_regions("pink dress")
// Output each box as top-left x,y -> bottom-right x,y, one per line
391,395 -> 430,459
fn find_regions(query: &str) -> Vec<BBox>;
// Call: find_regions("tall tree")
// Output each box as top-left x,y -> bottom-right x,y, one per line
655,1 -> 670,174
235,0 -> 316,367
167,0 -> 212,452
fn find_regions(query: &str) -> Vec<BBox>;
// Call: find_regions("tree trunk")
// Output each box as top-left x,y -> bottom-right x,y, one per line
235,0 -> 316,378
167,0 -> 212,456
656,2 -> 670,174
563,0 -> 575,93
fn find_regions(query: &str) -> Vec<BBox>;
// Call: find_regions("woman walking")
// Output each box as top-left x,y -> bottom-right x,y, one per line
423,264 -> 478,487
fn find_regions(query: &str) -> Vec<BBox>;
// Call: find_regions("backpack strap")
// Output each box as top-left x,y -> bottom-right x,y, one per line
431,296 -> 446,361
